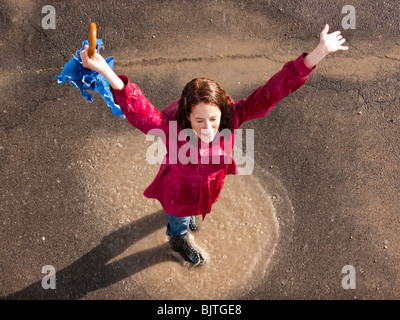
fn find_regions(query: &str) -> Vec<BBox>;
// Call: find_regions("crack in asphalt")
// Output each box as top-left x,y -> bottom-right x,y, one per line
1,53 -> 399,77
13,3 -> 68,62
1,96 -> 61,133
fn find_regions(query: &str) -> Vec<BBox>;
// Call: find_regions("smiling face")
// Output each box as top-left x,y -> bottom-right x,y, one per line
177,78 -> 233,139
187,102 -> 222,143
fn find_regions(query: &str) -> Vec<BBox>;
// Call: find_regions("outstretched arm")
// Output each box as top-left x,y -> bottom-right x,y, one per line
80,46 -> 168,135
80,45 -> 125,90
304,24 -> 349,68
231,25 -> 349,127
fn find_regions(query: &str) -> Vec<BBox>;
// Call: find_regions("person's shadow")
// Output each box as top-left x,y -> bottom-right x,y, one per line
2,210 -> 174,299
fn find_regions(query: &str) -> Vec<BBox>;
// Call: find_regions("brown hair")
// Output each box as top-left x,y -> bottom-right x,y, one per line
177,78 -> 233,131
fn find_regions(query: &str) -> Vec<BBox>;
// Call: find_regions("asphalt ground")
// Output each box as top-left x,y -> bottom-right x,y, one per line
0,0 -> 399,302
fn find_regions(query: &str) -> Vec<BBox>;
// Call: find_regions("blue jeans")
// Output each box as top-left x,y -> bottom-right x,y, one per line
166,214 -> 190,238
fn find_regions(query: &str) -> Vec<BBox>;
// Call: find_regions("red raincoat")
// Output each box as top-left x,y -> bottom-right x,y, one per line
111,53 -> 314,220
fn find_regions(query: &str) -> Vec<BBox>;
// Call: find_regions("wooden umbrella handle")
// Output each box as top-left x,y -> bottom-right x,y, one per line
88,22 -> 97,59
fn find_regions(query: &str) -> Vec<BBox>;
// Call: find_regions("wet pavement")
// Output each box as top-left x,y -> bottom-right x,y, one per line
1,0 -> 399,300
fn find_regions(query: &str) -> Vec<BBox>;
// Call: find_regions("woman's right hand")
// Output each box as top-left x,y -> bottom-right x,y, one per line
80,44 -> 125,90
80,44 -> 109,75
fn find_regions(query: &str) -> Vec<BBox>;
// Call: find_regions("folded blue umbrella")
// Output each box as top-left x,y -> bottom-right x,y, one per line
55,39 -> 125,119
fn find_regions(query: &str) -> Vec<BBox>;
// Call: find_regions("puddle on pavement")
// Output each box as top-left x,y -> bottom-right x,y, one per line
77,128 -> 288,299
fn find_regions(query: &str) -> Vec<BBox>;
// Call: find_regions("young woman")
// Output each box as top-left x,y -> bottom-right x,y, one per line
80,24 -> 348,266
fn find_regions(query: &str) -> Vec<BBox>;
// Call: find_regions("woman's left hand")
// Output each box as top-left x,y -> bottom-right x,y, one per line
304,24 -> 349,68
319,24 -> 349,54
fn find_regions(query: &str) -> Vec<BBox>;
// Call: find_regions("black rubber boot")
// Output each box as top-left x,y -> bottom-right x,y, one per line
169,233 -> 207,266
189,215 -> 200,232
